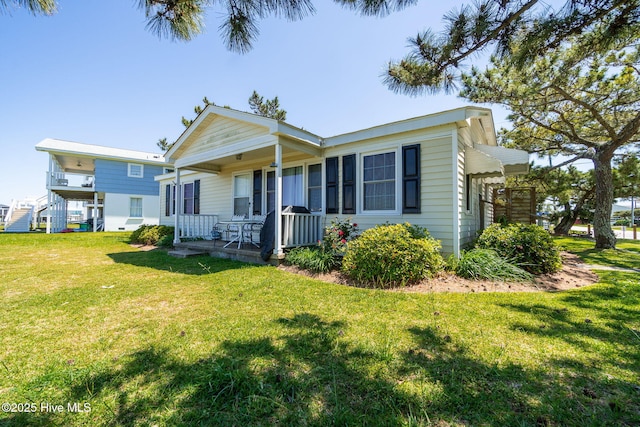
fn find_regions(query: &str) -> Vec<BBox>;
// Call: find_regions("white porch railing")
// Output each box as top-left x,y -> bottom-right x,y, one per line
178,214 -> 219,239
282,213 -> 323,248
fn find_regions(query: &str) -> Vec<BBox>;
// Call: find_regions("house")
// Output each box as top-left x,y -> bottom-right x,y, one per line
36,138 -> 167,232
159,105 -> 529,260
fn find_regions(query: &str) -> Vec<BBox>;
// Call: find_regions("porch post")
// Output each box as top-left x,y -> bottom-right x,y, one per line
46,155 -> 53,234
274,143 -> 283,255
93,192 -> 98,232
173,168 -> 181,244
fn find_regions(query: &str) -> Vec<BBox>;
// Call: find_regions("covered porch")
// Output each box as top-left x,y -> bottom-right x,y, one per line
165,105 -> 326,262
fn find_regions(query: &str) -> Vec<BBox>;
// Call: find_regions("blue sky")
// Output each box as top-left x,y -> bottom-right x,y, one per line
0,1 -> 515,204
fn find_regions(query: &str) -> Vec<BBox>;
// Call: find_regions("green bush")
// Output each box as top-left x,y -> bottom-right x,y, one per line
285,246 -> 339,274
323,217 -> 359,255
455,249 -> 533,281
341,223 -> 445,288
130,225 -> 175,246
475,223 -> 562,274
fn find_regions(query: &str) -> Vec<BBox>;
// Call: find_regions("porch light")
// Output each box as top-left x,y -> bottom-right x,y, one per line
269,162 -> 278,168
236,153 -> 243,160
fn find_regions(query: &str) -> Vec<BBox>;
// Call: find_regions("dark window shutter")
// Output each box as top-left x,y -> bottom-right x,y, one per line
172,185 -> 176,215
194,180 -> 200,214
402,144 -> 421,213
342,154 -> 356,214
253,170 -> 262,215
326,157 -> 338,214
165,184 -> 171,216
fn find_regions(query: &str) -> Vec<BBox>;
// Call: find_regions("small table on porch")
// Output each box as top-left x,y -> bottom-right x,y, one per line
218,219 -> 263,249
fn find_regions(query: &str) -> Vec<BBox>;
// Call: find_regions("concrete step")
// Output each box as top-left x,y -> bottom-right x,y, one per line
168,248 -> 209,258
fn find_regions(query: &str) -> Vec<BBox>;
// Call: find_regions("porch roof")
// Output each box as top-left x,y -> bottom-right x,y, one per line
166,106 -> 323,172
35,138 -> 166,174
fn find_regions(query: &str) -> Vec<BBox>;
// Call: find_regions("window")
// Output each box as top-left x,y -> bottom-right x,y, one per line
363,152 -> 396,211
128,163 -> 144,178
266,171 -> 275,213
233,173 -> 251,217
308,163 -> 322,212
283,166 -> 304,207
130,197 -> 143,217
183,182 -> 194,214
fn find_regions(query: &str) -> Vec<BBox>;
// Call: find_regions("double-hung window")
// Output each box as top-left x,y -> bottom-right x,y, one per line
128,163 -> 144,178
130,197 -> 143,218
363,152 -> 396,211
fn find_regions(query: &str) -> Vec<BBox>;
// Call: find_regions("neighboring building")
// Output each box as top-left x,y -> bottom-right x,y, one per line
36,139 -> 167,232
0,204 -> 8,223
158,105 -> 529,258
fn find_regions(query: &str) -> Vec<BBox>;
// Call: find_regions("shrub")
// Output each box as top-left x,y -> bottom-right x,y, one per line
341,223 -> 445,288
286,246 -> 339,273
455,249 -> 533,281
130,225 -> 174,246
475,223 -> 562,274
323,217 -> 358,255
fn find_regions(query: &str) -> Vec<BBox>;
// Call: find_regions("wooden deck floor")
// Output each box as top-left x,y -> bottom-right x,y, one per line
171,240 -> 283,265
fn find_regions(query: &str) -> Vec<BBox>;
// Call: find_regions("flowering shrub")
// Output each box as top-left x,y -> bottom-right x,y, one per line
322,217 -> 359,255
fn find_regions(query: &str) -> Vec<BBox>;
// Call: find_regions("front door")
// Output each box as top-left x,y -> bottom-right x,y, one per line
233,173 -> 252,217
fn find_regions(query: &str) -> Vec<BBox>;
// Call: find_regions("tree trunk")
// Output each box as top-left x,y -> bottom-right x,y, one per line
592,152 -> 616,249
554,203 -> 579,235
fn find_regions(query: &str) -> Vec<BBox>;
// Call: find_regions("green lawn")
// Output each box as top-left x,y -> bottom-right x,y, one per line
1,233 -> 639,426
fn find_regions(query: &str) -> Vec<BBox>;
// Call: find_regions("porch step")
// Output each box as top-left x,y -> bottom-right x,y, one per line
168,248 -> 209,258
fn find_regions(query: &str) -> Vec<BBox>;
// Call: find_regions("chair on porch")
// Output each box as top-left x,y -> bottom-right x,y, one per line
242,215 -> 266,247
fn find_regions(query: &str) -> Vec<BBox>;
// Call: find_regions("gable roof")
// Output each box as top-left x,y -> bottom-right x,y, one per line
165,105 -> 322,163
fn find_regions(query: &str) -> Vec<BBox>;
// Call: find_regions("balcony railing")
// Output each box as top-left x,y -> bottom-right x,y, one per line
48,172 -> 94,189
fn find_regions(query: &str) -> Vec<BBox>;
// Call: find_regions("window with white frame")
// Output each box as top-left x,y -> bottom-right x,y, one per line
363,152 -> 396,211
128,163 -> 144,178
183,182 -> 194,214
307,163 -> 322,212
130,197 -> 143,217
282,166 -> 304,207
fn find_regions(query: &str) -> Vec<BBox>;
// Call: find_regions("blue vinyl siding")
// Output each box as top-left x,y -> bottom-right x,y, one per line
95,159 -> 163,195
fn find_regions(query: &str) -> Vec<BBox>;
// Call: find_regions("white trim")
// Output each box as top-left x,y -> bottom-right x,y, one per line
173,135 -> 276,168
231,170 -> 253,217
35,138 -> 165,164
358,147 -> 402,216
452,128 -> 460,258
129,197 -> 143,218
128,163 -> 144,178
173,168 -> 181,244
275,144 -> 283,255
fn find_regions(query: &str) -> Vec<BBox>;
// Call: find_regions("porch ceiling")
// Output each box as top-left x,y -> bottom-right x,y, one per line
53,153 -> 95,174
178,139 -> 322,173
51,187 -> 102,201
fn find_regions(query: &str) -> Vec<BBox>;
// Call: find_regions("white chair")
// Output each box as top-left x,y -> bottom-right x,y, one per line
243,215 -> 266,246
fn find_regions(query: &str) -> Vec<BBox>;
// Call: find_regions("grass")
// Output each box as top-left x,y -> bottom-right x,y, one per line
0,233 -> 639,426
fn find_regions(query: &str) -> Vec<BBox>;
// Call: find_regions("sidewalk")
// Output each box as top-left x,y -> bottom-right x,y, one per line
570,225 -> 640,240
